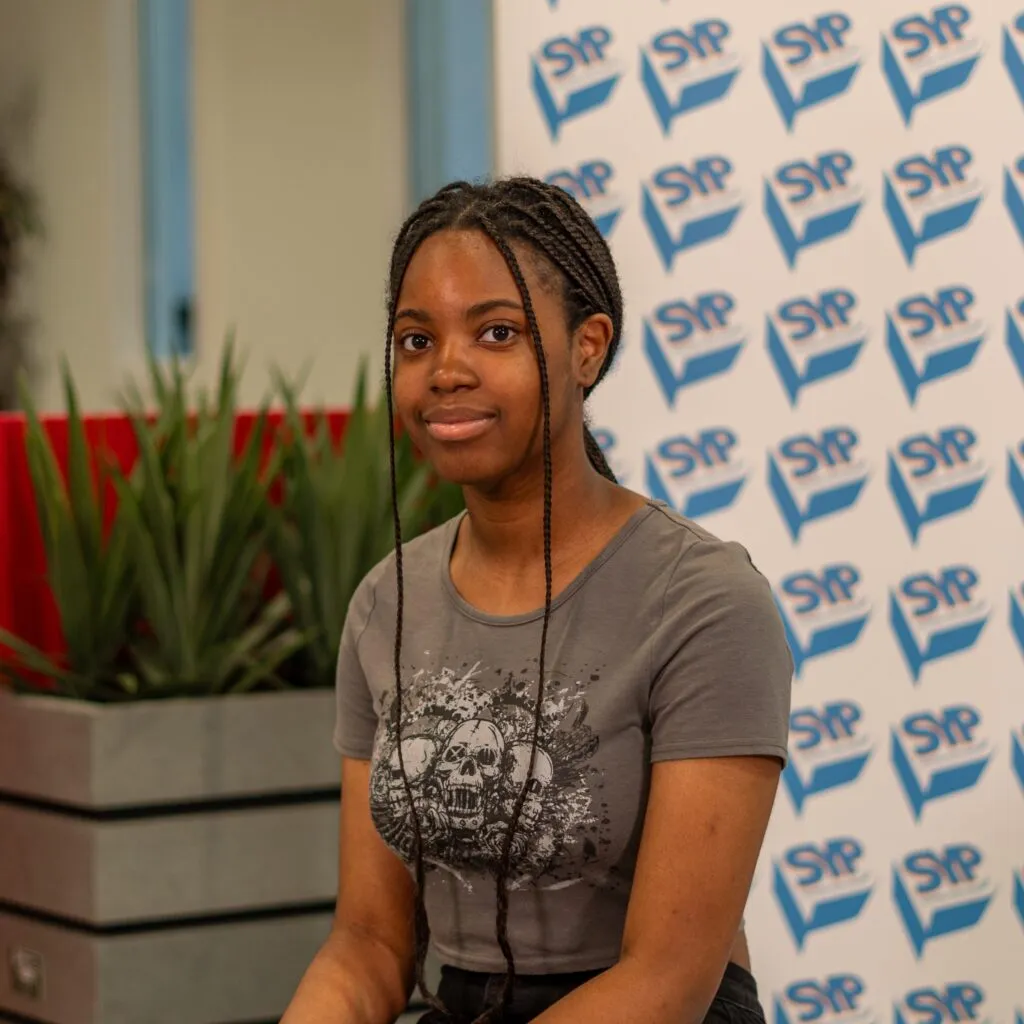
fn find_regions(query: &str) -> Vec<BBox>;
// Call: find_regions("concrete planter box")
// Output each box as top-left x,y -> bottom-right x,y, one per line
0,688 -> 342,1023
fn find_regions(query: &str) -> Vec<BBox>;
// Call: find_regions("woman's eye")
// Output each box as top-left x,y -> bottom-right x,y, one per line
481,324 -> 517,344
400,333 -> 432,353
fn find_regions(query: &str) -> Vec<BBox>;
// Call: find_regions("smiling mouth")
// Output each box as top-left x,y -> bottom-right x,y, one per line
424,416 -> 496,442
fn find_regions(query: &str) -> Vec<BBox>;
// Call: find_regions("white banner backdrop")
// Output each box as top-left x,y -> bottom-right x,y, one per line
494,2 -> 1024,1019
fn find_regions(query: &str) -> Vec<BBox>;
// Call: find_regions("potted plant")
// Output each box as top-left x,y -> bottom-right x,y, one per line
0,346 -> 462,1023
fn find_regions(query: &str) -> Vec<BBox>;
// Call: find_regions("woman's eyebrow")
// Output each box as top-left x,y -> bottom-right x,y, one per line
394,299 -> 524,324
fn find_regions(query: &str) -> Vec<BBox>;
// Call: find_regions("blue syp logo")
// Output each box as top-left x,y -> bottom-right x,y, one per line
882,6 -> 981,125
884,145 -> 983,266
643,292 -> 744,406
1010,439 -> 1024,522
762,13 -> 860,130
1005,14 -> 1024,109
640,21 -> 741,135
1013,723 -> 1024,796
895,983 -> 989,1024
1006,155 -> 1024,247
773,837 -> 873,949
645,429 -> 746,519
893,843 -> 993,957
765,151 -> 864,268
890,705 -> 991,820
887,426 -> 987,542
1011,580 -> 1024,661
886,286 -> 984,405
767,289 -> 866,405
784,702 -> 872,814
776,564 -> 870,677
889,566 -> 989,681
774,975 -> 873,1024
531,26 -> 622,139
642,158 -> 742,270
545,160 -> 623,238
769,427 -> 869,541
1008,298 -> 1024,383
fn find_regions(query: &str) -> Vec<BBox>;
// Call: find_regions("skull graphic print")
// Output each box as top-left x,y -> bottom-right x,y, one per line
369,663 -> 603,890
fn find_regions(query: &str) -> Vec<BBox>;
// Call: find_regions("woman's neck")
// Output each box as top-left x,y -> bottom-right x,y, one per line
457,453 -> 630,576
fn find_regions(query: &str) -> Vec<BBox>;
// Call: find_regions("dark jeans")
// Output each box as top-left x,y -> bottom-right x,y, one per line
415,959 -> 766,1024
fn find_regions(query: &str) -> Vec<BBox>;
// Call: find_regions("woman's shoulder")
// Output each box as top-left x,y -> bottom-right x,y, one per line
354,512 -> 463,604
633,501 -> 767,587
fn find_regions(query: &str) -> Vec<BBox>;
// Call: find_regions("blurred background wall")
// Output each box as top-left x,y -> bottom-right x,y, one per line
0,0 -> 407,412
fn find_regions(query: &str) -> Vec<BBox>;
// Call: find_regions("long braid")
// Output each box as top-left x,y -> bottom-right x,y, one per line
380,176 -> 624,1021
471,223 -> 554,1022
383,314 -> 448,1018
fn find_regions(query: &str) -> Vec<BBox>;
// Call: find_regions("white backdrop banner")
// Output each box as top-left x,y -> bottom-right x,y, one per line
494,1 -> 1024,1019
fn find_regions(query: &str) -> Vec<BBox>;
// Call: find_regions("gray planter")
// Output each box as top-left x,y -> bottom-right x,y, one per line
0,688 -> 342,1023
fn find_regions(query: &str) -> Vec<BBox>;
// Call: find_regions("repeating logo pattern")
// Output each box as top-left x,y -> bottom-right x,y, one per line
506,1 -> 1024,1011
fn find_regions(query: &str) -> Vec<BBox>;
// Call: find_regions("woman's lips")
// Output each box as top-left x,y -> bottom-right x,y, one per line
424,415 -> 496,442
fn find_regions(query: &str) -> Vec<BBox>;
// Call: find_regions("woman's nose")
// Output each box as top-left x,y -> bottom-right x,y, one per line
429,337 -> 479,392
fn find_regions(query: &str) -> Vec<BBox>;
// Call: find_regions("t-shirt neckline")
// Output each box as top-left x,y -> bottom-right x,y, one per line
440,500 -> 663,626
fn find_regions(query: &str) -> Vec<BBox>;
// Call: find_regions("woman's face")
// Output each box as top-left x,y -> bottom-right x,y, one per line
391,229 -> 608,489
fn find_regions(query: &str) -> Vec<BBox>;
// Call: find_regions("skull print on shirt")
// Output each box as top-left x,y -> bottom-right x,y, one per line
368,662 -> 603,891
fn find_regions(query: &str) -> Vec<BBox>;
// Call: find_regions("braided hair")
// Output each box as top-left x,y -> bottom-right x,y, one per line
383,177 -> 624,1022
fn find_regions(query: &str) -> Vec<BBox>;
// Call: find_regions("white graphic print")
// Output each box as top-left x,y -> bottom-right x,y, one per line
369,663 -> 604,891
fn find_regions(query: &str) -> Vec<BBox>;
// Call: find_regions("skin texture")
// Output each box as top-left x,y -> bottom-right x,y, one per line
281,229 -> 780,1024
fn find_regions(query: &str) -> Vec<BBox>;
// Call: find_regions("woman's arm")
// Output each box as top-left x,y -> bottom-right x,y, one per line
532,753 -> 781,1024
281,757 -> 417,1024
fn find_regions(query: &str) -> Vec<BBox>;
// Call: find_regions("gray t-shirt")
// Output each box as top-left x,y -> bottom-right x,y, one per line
334,500 -> 793,973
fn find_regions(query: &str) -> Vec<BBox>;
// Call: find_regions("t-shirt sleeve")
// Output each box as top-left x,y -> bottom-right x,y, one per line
648,538 -> 793,766
332,574 -> 380,760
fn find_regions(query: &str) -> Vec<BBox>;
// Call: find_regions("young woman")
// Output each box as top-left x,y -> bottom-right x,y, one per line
282,178 -> 794,1024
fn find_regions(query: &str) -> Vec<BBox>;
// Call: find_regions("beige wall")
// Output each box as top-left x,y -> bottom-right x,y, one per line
0,0 -> 146,414
0,0 -> 407,414
191,0 -> 407,408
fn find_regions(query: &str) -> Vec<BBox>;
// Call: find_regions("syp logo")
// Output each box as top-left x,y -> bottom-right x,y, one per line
1013,723 -> 1024,796
645,428 -> 746,518
1008,298 -> 1024,383
784,701 -> 872,814
889,565 -> 989,681
767,288 -> 866,405
1005,155 -> 1024,247
769,427 -> 869,541
640,21 -> 741,135
531,26 -> 621,139
886,286 -> 984,405
773,837 -> 873,949
775,564 -> 870,678
887,426 -> 987,543
642,157 -> 742,270
643,292 -> 744,406
765,150 -> 864,268
891,705 -> 991,819
1004,14 -> 1024,109
884,145 -> 983,266
893,843 -> 993,957
545,160 -> 623,238
882,6 -> 981,125
895,983 -> 989,1024
774,975 -> 873,1024
762,13 -> 861,130
1011,580 -> 1024,661
1010,439 -> 1024,522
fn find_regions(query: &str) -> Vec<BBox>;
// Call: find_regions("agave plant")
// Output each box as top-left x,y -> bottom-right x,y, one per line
113,342 -> 310,696
268,358 -> 464,687
0,360 -> 136,698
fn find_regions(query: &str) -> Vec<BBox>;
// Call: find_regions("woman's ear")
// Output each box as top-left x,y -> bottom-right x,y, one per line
573,313 -> 614,389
